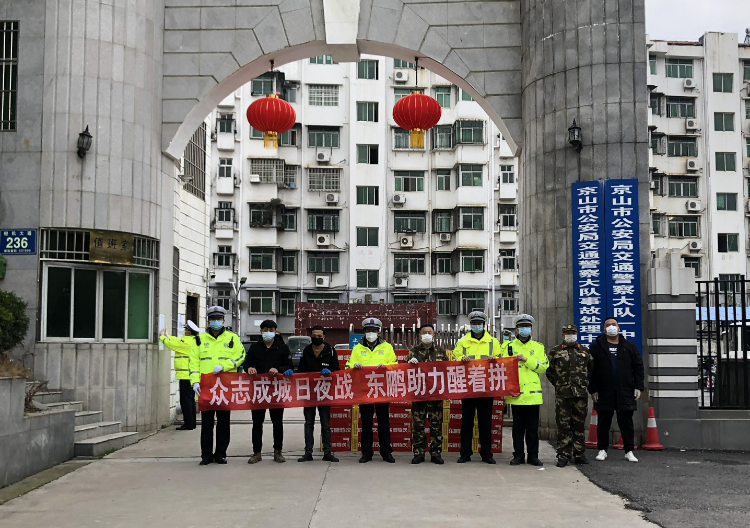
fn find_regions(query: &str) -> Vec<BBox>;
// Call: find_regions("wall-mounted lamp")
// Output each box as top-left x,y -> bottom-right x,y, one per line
239,277 -> 247,286
568,119 -> 582,152
77,125 -> 93,158
178,173 -> 194,183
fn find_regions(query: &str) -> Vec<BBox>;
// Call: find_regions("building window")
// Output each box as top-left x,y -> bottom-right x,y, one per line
282,251 -> 296,272
356,227 -> 378,247
216,202 -> 234,223
459,164 -> 483,187
308,168 -> 340,191
394,170 -> 424,192
356,270 -> 378,288
282,87 -> 297,103
215,246 -> 233,268
435,86 -> 451,108
712,73 -> 733,93
500,165 -> 515,184
356,186 -> 379,205
499,204 -> 517,230
308,127 -> 340,148
460,89 -> 474,102
651,174 -> 664,195
649,93 -> 662,115
668,216 -> 698,238
461,292 -> 484,314
394,88 -> 413,102
306,293 -> 340,304
499,249 -> 516,270
310,55 -> 334,64
651,135 -> 665,154
394,295 -> 427,303
281,209 -> 297,231
249,248 -> 275,270
460,207 -> 484,230
747,101 -> 750,120
745,61 -> 750,81
249,204 -> 271,225
356,102 -> 378,122
715,152 -> 736,172
250,126 -> 264,139
747,138 -> 750,158
283,166 -> 298,187
280,293 -> 296,316
714,112 -> 734,132
183,123 -> 207,200
394,211 -> 426,233
437,294 -> 452,315
216,289 -> 231,311
434,211 -> 452,233
394,254 -> 425,274
651,213 -> 663,235
667,137 -> 696,157
668,177 -> 697,197
500,291 -> 518,313
218,113 -> 234,134
394,59 -> 416,68
394,127 -> 417,149
357,60 -> 378,79
718,274 -> 743,292
665,58 -> 693,78
436,169 -> 451,191
218,158 -> 232,178
308,85 -> 339,106
249,291 -> 274,314
461,250 -> 484,272
717,193 -> 737,211
42,264 -> 153,341
433,125 -> 453,149
666,97 -> 695,118
1,21 -> 19,131
356,144 -> 378,164
436,254 -> 452,274
682,257 -> 700,277
307,252 -> 339,273
455,120 -> 484,144
252,74 -> 273,95
250,158 -> 285,183
307,210 -> 340,232
648,55 -> 656,75
279,129 -> 298,147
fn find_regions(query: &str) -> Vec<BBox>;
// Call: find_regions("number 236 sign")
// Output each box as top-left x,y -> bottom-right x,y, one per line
1,229 -> 37,255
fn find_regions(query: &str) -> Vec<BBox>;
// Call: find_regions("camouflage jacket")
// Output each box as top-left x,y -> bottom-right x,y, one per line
545,342 -> 593,398
406,342 -> 450,363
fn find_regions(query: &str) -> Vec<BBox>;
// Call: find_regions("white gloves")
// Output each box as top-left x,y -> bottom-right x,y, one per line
591,393 -> 599,403
213,365 -> 223,374
634,389 -> 641,400
354,362 -> 363,369
409,358 -> 418,364
461,356 -> 471,363
193,383 -> 201,395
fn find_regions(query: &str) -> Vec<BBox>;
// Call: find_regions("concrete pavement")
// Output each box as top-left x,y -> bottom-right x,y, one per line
0,409 -> 653,527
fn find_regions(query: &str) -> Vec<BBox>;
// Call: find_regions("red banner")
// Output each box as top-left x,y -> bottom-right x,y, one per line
198,359 -> 520,411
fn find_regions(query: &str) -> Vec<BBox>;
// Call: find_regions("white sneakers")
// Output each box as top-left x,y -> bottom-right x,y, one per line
624,451 -> 639,463
595,450 -> 608,461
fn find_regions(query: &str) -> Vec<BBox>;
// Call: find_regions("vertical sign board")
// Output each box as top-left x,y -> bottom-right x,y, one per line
571,181 -> 606,347
603,178 -> 642,353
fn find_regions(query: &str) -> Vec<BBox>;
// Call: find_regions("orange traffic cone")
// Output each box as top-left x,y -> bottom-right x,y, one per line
585,410 -> 598,449
613,432 -> 637,450
641,407 -> 664,450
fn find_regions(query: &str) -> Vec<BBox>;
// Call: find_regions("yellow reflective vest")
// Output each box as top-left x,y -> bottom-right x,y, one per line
499,338 -> 548,405
159,334 -> 196,380
189,329 -> 246,385
346,339 -> 397,368
451,331 -> 502,361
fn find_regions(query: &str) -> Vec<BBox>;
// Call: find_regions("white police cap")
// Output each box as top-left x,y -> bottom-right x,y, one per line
362,317 -> 382,330
514,313 -> 535,326
468,311 -> 487,323
207,305 -> 227,318
186,320 -> 200,333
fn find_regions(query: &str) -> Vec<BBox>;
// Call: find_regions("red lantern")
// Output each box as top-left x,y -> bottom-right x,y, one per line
246,94 -> 296,148
392,92 -> 442,149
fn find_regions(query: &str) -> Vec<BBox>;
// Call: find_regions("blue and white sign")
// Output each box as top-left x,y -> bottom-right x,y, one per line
349,333 -> 364,349
0,229 -> 37,255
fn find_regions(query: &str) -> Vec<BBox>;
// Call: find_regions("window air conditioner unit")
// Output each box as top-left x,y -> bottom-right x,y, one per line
685,119 -> 699,131
315,276 -> 330,288
649,180 -> 657,190
685,199 -> 701,212
392,194 -> 406,204
316,151 -> 331,164
439,233 -> 451,242
683,78 -> 696,89
326,193 -> 339,204
686,159 -> 700,171
364,293 -> 373,303
400,235 -> 414,248
248,174 -> 261,183
394,277 -> 408,288
317,234 -> 331,246
394,70 -> 409,83
688,240 -> 702,252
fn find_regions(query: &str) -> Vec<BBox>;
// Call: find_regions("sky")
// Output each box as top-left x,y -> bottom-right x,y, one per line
646,0 -> 750,42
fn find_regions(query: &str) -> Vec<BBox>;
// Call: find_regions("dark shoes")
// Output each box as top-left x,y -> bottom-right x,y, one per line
298,453 -> 314,462
510,456 -> 525,466
556,458 -> 569,468
528,457 -> 544,467
411,454 -> 425,464
199,456 -> 213,465
382,453 -> 396,463
214,457 -> 227,464
176,425 -> 193,431
457,456 -> 472,463
482,456 -> 497,465
430,454 -> 444,465
574,455 -> 590,465
322,453 -> 339,462
359,454 -> 373,463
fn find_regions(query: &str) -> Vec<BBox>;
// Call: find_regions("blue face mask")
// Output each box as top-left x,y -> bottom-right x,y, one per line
209,320 -> 223,331
503,335 -> 510,341
471,324 -> 484,334
518,327 -> 531,338
262,331 -> 275,343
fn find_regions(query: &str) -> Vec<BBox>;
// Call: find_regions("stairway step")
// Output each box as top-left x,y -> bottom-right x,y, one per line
34,391 -> 63,404
75,411 -> 103,426
74,421 -> 122,442
46,401 -> 83,412
74,432 -> 139,457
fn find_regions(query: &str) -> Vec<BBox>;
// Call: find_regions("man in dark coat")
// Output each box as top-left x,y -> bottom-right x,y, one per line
588,317 -> 644,463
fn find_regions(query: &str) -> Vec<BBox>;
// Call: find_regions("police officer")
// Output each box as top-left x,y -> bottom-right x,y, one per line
500,313 -> 548,467
189,306 -> 245,465
160,320 -> 200,430
407,323 -> 449,465
347,317 -> 397,463
502,329 -> 514,342
452,311 -> 502,464
546,324 -> 593,468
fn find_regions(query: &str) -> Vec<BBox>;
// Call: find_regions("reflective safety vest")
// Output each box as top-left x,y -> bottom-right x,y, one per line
499,338 -> 548,405
346,339 -> 397,368
159,334 -> 196,380
189,329 -> 246,385
451,332 -> 502,361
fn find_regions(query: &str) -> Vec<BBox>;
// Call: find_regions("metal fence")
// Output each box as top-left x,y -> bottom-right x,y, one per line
696,278 -> 750,409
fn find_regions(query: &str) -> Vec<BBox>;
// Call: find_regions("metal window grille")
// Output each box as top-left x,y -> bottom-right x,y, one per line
133,237 -> 159,268
284,165 -> 298,187
183,123 -> 207,200
250,158 -> 285,183
308,85 -> 338,106
0,21 -> 18,131
40,229 -> 90,260
308,168 -> 340,191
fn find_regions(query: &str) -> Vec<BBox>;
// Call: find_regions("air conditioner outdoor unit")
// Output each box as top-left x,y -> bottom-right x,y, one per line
688,240 -> 702,252
315,276 -> 330,288
649,180 -> 657,190
686,159 -> 700,171
316,151 -> 331,163
394,277 -> 408,288
686,199 -> 701,212
439,233 -> 451,242
364,294 -> 373,303
685,118 -> 699,131
326,193 -> 339,204
394,70 -> 409,83
317,234 -> 331,246
248,174 -> 261,183
393,194 -> 406,204
683,78 -> 696,89
400,235 -> 414,248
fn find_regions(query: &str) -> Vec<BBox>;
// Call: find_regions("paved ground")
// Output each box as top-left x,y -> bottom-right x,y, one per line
0,408 -> 652,527
579,447 -> 750,528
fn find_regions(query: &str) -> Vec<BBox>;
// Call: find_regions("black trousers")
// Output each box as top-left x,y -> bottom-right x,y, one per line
511,404 -> 540,458
304,406 -> 332,454
251,408 -> 285,453
201,410 -> 230,459
359,403 -> 392,456
460,397 -> 493,459
179,379 -> 196,429
597,409 -> 635,452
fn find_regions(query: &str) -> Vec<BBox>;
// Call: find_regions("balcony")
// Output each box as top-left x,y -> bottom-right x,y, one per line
496,223 -> 518,243
212,253 -> 237,284
216,174 -> 239,195
497,270 -> 519,286
497,182 -> 517,200
212,210 -> 238,240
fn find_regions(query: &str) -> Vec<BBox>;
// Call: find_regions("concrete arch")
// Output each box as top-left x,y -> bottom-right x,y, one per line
162,0 -> 523,160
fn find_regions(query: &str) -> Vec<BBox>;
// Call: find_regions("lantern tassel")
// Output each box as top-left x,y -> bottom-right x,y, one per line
263,131 -> 278,149
409,129 -> 424,149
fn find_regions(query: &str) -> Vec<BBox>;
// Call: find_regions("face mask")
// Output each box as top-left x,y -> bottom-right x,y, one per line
518,327 -> 531,338
503,335 -> 510,341
365,332 -> 378,343
262,332 -> 275,342
311,337 -> 324,346
470,324 -> 484,334
605,325 -> 619,337
209,320 -> 223,331
564,334 -> 577,344
420,334 -> 433,345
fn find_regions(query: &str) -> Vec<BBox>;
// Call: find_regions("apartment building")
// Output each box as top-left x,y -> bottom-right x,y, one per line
205,55 -> 520,341
647,32 -> 750,286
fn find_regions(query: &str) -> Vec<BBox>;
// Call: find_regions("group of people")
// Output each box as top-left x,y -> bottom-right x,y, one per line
159,306 -> 645,467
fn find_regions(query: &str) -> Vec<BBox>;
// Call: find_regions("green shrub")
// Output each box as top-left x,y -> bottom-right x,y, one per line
0,290 -> 30,355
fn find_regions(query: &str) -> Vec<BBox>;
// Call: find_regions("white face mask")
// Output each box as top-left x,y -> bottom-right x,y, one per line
563,334 -> 577,344
420,334 -> 434,345
605,325 -> 619,337
365,332 -> 378,343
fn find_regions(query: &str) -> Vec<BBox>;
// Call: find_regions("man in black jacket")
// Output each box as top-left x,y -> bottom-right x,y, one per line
297,325 -> 341,463
588,317 -> 644,463
242,319 -> 294,464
